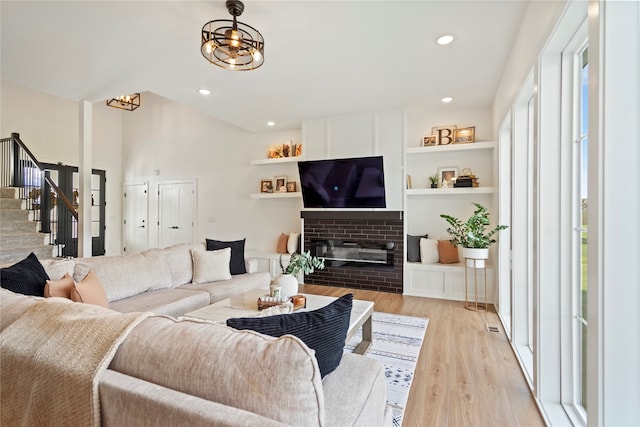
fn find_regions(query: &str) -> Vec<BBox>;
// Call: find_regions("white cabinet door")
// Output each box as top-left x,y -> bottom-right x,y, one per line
158,181 -> 196,248
123,183 -> 149,254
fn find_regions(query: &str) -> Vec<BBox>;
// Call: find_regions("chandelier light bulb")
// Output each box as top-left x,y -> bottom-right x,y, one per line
252,50 -> 262,62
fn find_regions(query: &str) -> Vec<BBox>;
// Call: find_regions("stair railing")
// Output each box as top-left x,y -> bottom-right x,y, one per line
0,132 -> 78,257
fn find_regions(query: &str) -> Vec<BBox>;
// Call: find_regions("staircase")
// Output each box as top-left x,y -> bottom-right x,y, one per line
0,187 -> 53,266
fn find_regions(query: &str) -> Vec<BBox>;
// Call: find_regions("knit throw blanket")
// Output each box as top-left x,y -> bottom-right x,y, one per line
0,298 -> 150,426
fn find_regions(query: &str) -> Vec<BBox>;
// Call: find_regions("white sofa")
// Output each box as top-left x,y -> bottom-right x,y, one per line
1,286 -> 388,426
42,242 -> 271,316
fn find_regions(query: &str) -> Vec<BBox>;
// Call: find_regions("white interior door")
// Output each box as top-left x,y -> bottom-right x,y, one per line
158,181 -> 196,248
123,182 -> 149,254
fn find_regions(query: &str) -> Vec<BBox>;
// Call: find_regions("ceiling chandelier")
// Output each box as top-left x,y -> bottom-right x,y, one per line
201,0 -> 264,71
106,93 -> 141,111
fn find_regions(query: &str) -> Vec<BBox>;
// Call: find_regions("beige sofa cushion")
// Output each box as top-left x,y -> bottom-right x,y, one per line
179,271 -> 270,303
74,249 -> 173,302
40,258 -> 75,281
162,242 -> 205,286
108,288 -> 209,317
110,316 -> 326,426
100,370 -> 287,427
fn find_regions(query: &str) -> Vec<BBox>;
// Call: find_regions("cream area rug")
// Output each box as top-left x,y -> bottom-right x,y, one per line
344,312 -> 428,427
0,298 -> 149,427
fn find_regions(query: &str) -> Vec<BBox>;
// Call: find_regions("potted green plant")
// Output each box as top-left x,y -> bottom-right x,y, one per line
274,251 -> 325,297
440,202 -> 508,265
428,173 -> 439,188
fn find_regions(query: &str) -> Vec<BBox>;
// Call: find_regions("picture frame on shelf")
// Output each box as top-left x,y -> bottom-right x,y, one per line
438,167 -> 458,188
260,179 -> 273,193
286,181 -> 297,192
453,126 -> 476,144
406,174 -> 413,189
422,135 -> 437,147
274,176 -> 287,192
431,125 -> 457,146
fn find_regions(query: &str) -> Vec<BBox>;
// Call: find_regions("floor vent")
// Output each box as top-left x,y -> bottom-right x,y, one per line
486,324 -> 501,333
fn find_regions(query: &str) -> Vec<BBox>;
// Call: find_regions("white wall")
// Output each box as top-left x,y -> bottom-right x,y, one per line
301,109 -> 404,210
121,92 -> 302,252
492,0 -> 567,132
0,80 -> 124,255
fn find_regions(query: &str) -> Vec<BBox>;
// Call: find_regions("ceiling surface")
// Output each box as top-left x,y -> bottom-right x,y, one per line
1,1 -> 529,133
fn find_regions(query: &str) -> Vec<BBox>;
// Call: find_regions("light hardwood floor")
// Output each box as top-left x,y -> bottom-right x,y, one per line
299,284 -> 546,427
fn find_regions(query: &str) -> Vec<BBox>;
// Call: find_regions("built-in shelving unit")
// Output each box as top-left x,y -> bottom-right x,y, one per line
249,156 -> 302,166
249,192 -> 301,199
406,187 -> 496,196
404,138 -> 498,299
249,155 -> 302,200
405,140 -> 496,155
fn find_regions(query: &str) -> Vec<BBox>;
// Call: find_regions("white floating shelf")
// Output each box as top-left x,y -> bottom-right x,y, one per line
406,187 -> 496,196
250,192 -> 302,199
250,157 -> 302,166
406,141 -> 496,155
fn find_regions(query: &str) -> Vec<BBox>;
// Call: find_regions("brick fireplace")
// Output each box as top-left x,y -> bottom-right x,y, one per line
302,211 -> 404,294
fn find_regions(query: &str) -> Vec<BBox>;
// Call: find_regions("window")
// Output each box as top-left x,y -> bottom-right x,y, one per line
573,42 -> 588,418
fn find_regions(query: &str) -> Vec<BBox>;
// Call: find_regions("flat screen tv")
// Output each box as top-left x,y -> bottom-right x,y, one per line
297,156 -> 386,208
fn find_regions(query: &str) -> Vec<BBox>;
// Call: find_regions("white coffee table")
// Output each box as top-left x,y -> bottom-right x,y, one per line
186,288 -> 374,355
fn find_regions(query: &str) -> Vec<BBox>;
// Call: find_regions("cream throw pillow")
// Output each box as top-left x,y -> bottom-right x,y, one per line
420,238 -> 440,264
287,232 -> 300,254
192,248 -> 232,284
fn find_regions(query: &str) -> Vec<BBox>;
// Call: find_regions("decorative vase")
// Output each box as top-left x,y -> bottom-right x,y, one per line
272,274 -> 299,298
462,247 -> 489,268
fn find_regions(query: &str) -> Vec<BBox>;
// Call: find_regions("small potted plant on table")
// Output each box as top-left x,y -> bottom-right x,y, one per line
440,202 -> 508,266
275,251 -> 325,297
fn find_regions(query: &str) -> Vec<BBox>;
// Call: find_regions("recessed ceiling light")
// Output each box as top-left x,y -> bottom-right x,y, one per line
266,121 -> 275,127
198,89 -> 211,95
441,97 -> 454,103
436,35 -> 454,45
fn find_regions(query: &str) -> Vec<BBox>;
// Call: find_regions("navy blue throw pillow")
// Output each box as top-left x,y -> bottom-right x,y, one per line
206,238 -> 246,275
227,293 -> 353,377
0,252 -> 50,296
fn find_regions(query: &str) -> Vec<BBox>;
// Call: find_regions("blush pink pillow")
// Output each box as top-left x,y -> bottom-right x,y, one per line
70,270 -> 109,308
44,273 -> 75,299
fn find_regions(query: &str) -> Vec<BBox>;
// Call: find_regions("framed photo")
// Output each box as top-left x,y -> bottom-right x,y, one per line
453,126 -> 476,144
286,181 -> 297,192
422,135 -> 437,147
431,125 -> 457,146
260,179 -> 273,193
274,176 -> 287,192
438,167 -> 458,188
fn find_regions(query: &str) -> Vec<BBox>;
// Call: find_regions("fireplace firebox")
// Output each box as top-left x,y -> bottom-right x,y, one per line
309,239 -> 394,268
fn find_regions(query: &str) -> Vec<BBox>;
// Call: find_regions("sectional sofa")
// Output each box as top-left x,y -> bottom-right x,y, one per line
0,243 -> 389,426
43,242 -> 271,316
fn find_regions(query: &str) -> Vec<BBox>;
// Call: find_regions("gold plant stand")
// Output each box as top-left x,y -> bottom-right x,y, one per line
464,257 -> 487,311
